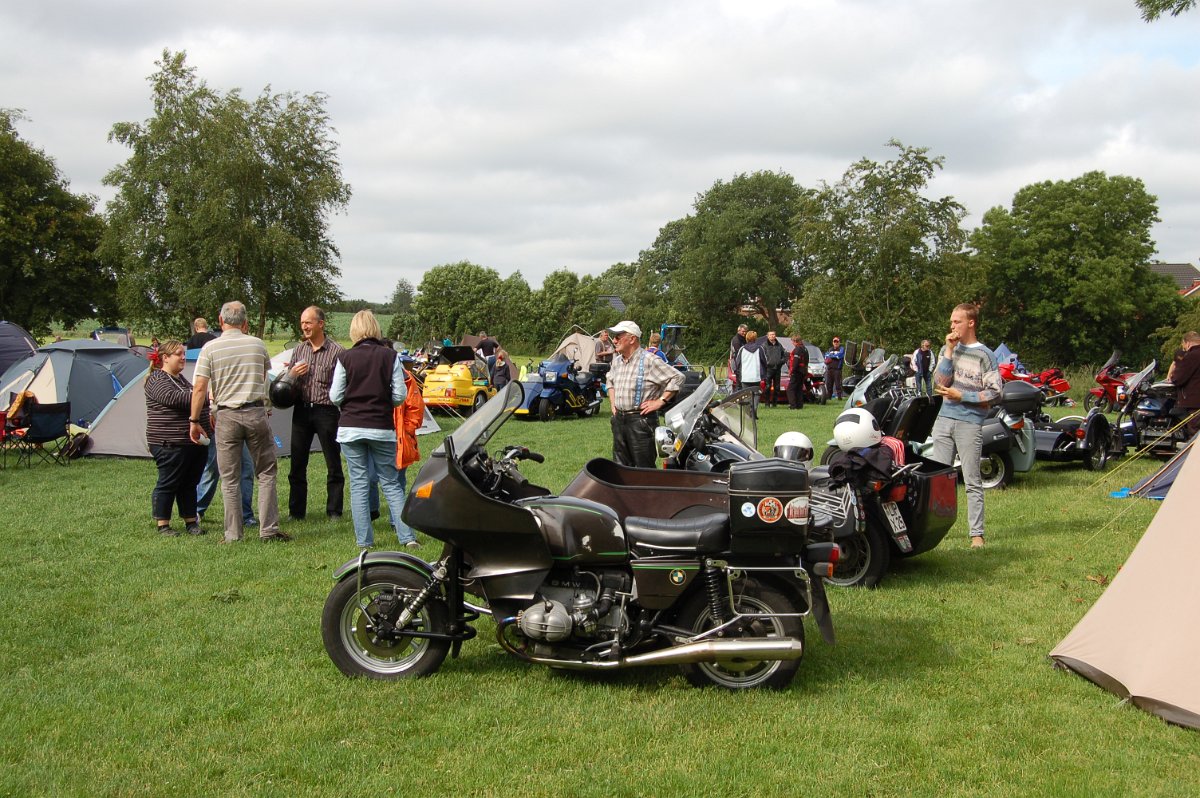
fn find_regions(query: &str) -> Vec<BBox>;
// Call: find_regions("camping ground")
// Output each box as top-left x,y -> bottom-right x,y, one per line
1,401 -> 1197,797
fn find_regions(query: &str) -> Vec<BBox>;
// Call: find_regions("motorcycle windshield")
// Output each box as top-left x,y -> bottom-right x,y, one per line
845,355 -> 899,408
443,381 -> 525,457
1125,361 -> 1157,391
709,389 -> 758,451
1099,349 -> 1122,373
662,374 -> 717,443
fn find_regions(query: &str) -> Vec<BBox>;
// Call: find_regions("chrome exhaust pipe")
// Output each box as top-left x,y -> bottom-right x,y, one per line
522,637 -> 803,671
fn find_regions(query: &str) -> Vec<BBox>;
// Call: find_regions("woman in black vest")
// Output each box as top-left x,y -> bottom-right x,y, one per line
329,311 -> 418,550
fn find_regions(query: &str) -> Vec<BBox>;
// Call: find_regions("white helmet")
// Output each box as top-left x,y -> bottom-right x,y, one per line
833,408 -> 881,450
773,431 -> 814,467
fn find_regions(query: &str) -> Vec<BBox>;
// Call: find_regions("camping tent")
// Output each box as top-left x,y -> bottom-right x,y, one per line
1130,433 -> 1196,500
0,321 -> 38,377
88,355 -> 441,458
1049,445 -> 1200,729
551,330 -> 601,372
0,339 -> 147,425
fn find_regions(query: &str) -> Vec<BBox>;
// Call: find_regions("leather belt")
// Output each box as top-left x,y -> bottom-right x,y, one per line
299,401 -> 337,410
217,400 -> 264,411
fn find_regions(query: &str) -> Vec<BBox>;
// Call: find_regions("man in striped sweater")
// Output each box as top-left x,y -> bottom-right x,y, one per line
930,303 -> 1002,549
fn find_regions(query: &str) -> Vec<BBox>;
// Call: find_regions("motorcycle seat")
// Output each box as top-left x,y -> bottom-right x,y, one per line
625,512 -> 730,554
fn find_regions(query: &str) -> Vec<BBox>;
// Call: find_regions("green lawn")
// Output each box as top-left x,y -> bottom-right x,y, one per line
1,400 -> 1197,797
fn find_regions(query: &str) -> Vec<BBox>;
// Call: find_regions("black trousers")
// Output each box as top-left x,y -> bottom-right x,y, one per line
150,443 -> 208,521
764,367 -> 783,406
786,371 -> 806,409
289,404 -> 344,518
611,412 -> 658,468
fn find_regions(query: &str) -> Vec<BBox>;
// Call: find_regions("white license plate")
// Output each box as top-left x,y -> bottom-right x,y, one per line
882,501 -> 907,535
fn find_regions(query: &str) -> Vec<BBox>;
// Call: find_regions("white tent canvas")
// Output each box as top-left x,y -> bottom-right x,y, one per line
1049,446 -> 1200,729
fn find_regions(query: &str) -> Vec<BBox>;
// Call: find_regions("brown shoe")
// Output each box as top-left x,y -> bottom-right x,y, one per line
970,536 -> 985,549
260,531 -> 293,543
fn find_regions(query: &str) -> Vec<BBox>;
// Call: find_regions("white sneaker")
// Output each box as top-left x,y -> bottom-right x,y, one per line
405,541 -> 421,550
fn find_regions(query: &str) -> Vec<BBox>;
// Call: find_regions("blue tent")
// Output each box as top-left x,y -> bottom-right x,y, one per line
0,339 -> 148,426
0,321 -> 38,377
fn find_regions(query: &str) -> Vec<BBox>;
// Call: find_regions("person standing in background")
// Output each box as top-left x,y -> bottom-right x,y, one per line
824,337 -> 845,400
760,331 -> 786,407
287,306 -> 345,521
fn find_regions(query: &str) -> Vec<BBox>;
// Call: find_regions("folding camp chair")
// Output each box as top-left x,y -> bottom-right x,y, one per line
11,402 -> 72,467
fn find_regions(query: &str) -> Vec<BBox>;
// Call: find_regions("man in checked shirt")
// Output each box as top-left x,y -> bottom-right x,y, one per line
605,321 -> 684,468
287,306 -> 346,521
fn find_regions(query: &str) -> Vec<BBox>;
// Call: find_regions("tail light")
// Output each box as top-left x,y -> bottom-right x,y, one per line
1074,428 -> 1087,440
887,484 -> 907,502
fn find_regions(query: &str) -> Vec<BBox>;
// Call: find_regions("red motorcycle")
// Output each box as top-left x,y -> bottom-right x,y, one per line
998,361 -> 1074,407
1085,350 -> 1137,413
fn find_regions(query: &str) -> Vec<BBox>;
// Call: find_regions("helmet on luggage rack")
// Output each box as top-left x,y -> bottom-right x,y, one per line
833,408 -> 881,450
773,431 -> 814,468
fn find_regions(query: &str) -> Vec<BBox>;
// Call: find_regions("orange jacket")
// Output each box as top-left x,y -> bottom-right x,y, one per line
394,372 -> 425,469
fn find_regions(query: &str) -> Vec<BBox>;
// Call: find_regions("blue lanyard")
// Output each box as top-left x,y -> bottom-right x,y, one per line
633,351 -> 646,407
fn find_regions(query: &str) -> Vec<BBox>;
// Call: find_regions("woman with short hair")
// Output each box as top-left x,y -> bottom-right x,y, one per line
330,311 -> 419,550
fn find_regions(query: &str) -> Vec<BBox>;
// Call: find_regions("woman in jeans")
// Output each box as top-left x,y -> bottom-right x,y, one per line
145,340 -> 211,536
330,311 -> 419,550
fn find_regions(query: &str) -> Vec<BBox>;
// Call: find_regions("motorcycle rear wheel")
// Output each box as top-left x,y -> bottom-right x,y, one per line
538,396 -> 557,422
1085,428 -> 1111,471
825,524 -> 889,589
321,566 -> 450,679
979,451 -> 1013,490
676,579 -> 803,690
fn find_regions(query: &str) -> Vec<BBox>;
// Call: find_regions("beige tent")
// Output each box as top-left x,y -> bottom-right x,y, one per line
1049,447 -> 1200,729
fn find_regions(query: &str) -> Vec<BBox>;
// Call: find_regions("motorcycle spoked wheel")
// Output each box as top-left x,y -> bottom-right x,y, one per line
675,579 -> 804,690
321,566 -> 451,679
537,396 -> 557,422
825,524 -> 890,589
1084,393 -> 1110,413
978,451 -> 1013,490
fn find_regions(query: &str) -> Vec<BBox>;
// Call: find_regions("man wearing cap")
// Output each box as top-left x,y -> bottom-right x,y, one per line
605,321 -> 685,468
824,336 -> 845,400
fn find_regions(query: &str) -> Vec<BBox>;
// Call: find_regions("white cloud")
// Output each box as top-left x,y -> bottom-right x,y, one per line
3,0 -> 1200,303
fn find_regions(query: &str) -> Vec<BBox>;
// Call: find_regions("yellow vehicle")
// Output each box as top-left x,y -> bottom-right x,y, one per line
421,346 -> 495,414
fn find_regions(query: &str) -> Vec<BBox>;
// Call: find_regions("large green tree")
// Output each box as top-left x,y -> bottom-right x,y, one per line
672,171 -> 809,333
411,261 -> 506,345
970,171 -> 1180,365
101,50 -> 350,337
792,141 -> 975,350
0,109 -> 117,337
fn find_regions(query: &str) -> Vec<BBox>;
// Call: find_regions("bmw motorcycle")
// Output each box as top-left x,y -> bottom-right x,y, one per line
656,376 -> 956,588
322,381 -> 840,690
515,352 -> 604,421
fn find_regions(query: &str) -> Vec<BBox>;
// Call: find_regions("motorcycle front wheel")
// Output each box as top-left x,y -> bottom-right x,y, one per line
676,579 -> 803,690
978,451 -> 1013,490
825,524 -> 889,589
1084,393 -> 1109,413
321,566 -> 450,679
538,396 -> 557,422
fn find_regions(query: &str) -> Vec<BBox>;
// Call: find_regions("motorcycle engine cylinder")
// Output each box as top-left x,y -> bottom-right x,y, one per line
518,599 -> 573,641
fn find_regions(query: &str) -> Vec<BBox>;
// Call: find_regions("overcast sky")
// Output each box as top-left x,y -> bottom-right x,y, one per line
4,1 -> 1199,303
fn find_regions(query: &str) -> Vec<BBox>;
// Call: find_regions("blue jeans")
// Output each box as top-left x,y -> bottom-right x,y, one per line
341,437 -> 415,548
196,441 -> 255,522
918,372 -> 933,396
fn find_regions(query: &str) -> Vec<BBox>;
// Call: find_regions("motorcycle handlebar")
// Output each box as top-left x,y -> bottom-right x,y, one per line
524,450 -> 545,464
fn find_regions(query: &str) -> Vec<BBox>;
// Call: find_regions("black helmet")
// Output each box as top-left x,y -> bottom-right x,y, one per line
269,371 -> 299,409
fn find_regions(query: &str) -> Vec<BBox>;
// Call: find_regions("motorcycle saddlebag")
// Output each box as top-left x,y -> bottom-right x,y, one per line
999,380 -> 1042,414
727,458 -> 811,555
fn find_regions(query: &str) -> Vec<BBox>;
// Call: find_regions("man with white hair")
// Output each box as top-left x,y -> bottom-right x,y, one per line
605,321 -> 684,467
189,301 -> 289,543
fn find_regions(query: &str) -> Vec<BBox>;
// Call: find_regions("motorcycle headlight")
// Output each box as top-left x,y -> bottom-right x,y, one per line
654,426 -> 677,457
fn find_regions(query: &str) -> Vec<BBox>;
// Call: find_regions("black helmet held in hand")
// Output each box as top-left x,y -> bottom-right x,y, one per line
269,370 -> 299,409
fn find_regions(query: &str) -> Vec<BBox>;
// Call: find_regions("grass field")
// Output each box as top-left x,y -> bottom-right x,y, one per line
2,394 -> 1198,797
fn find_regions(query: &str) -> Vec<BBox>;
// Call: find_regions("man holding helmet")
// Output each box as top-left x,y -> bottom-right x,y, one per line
286,306 -> 345,521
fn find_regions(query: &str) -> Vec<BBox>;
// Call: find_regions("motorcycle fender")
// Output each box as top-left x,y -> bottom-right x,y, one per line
809,576 -> 836,645
330,551 -> 433,583
539,387 -> 561,401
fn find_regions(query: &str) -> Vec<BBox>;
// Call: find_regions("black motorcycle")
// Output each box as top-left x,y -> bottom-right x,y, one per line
322,382 -> 841,690
657,376 -> 956,588
1114,360 -> 1193,457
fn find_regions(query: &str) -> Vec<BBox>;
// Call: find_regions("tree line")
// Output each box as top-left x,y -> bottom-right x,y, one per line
3,49 -> 1195,368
